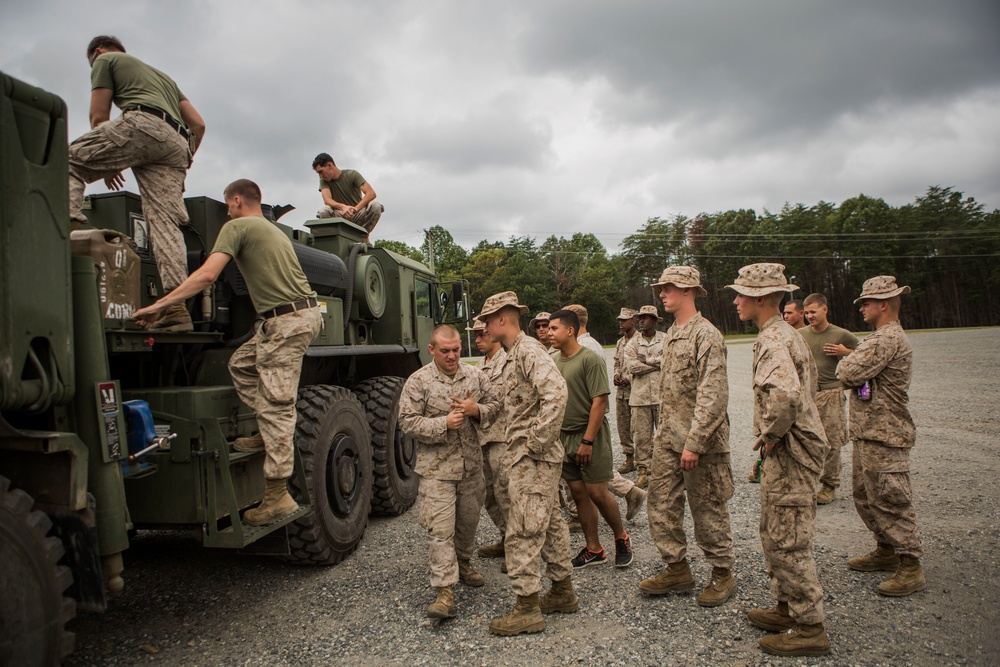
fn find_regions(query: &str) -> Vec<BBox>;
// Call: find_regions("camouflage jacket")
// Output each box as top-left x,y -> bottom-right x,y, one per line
398,361 -> 501,481
837,320 -> 915,447
500,331 -> 568,465
752,314 -> 829,474
578,333 -> 605,358
613,334 -> 634,401
625,330 -> 666,406
655,313 -> 730,458
476,347 -> 508,445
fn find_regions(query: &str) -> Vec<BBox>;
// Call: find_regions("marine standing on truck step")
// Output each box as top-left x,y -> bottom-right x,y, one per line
397,324 -> 501,621
478,291 -> 575,637
728,262 -> 831,658
133,179 -> 322,526
837,276 -> 925,597
69,35 -> 206,332
624,304 -> 666,489
312,152 -> 384,242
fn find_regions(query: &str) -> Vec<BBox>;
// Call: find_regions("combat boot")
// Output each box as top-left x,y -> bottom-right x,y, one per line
458,560 -> 485,587
848,543 -> 899,572
635,466 -> 649,489
233,433 -> 265,453
489,593 -> 545,636
540,577 -> 579,614
625,486 -> 647,521
877,555 -> 926,597
639,560 -> 695,595
478,539 -> 505,558
151,302 -> 193,333
759,623 -> 830,657
427,586 -> 456,619
747,601 -> 795,632
697,567 -> 736,607
816,485 -> 836,505
244,478 -> 298,526
617,457 -> 636,474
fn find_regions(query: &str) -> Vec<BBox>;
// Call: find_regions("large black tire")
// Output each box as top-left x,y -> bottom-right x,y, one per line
285,385 -> 373,565
0,475 -> 75,666
353,376 -> 419,516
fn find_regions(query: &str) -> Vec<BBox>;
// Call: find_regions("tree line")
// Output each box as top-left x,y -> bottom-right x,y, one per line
377,186 -> 1000,343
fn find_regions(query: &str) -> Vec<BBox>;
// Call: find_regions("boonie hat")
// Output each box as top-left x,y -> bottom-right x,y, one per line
616,307 -> 637,320
651,265 -> 708,297
466,320 -> 486,332
476,291 -> 530,322
854,276 -> 911,304
635,304 -> 662,321
528,311 -> 552,329
726,263 -> 799,297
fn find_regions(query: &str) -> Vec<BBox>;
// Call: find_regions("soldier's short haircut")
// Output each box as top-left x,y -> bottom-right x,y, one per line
549,309 -> 580,337
87,35 -> 125,60
764,293 -> 785,307
312,153 -> 336,169
803,293 -> 828,308
885,295 -> 902,312
563,304 -> 588,328
785,298 -> 803,311
430,324 -> 460,346
223,179 -> 262,204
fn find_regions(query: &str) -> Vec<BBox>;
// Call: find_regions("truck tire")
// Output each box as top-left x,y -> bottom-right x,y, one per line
0,475 -> 75,666
353,376 -> 419,516
285,386 -> 373,565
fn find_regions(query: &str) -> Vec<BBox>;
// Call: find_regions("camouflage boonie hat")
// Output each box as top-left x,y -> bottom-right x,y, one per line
466,320 -> 486,332
854,276 -> 911,304
726,263 -> 798,297
476,291 -> 529,322
528,311 -> 552,330
635,304 -> 662,321
616,307 -> 637,320
650,265 -> 708,297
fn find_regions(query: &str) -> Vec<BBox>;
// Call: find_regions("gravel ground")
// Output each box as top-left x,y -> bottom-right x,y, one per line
64,328 -> 1000,666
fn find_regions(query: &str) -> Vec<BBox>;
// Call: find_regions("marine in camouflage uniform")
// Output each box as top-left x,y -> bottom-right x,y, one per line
398,327 -> 501,618
640,267 -> 736,607
838,276 -> 925,597
624,305 -> 666,487
729,263 -> 830,657
613,308 -> 637,473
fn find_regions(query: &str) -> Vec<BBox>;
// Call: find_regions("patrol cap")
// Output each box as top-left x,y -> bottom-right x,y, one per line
650,265 -> 708,297
528,311 -> 552,329
854,276 -> 911,304
635,304 -> 662,321
616,307 -> 637,320
476,291 -> 529,322
726,263 -> 798,297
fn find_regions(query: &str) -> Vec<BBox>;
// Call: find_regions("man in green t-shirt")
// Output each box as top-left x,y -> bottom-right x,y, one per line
800,293 -> 860,504
134,179 -> 322,526
69,36 -> 207,332
548,309 -> 632,570
311,152 -> 384,240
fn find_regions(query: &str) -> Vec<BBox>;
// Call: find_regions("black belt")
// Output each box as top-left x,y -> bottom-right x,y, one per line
125,105 -> 190,140
260,297 -> 318,320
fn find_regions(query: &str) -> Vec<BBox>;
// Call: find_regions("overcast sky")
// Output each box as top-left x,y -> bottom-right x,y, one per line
3,1 -> 998,250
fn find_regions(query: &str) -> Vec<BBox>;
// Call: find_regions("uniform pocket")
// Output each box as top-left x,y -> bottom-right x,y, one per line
765,492 -> 813,551
877,472 -> 912,506
510,483 -> 550,537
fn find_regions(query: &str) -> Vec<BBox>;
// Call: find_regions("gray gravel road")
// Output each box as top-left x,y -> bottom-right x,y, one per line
65,328 -> 1000,666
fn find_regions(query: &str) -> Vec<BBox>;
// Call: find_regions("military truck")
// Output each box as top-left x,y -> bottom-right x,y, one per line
0,72 -> 468,665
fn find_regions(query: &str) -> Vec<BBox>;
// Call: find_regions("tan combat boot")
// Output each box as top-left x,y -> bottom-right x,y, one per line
489,593 -> 545,636
697,567 -> 736,607
877,555 -> 926,597
639,560 -> 695,595
540,577 -> 579,614
625,486 -> 647,521
617,457 -> 636,474
848,543 -> 899,572
635,466 -> 649,489
427,586 -> 456,619
478,539 -> 505,558
150,302 -> 193,333
747,601 -> 796,632
244,478 -> 298,526
458,560 -> 485,587
759,623 -> 830,657
816,485 -> 836,505
233,433 -> 265,453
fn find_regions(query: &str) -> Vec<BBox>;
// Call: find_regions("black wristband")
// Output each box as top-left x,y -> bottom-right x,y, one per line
580,438 -> 593,446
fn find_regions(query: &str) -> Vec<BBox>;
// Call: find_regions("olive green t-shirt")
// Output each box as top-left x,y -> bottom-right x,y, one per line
91,52 -> 187,125
318,169 -> 366,206
211,215 -> 315,314
555,347 -> 610,432
799,323 -> 860,389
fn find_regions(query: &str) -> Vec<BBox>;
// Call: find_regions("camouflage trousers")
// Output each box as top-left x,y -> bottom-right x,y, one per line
648,448 -> 735,569
561,473 -> 635,518
417,472 -> 486,588
482,441 -> 511,536
68,111 -> 192,292
852,440 -> 923,557
228,308 -> 322,479
631,404 -> 660,470
616,392 -> 633,456
816,389 -> 848,490
760,444 -> 825,625
506,457 -> 573,595
317,201 -> 384,234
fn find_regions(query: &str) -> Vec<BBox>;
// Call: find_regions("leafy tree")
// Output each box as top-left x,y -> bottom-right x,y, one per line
374,239 -> 424,263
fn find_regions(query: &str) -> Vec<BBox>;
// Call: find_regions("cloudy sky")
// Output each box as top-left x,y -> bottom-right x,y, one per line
3,1 -> 998,250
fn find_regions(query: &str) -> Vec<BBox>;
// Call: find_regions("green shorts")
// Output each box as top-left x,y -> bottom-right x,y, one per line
561,421 -> 613,484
